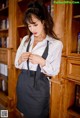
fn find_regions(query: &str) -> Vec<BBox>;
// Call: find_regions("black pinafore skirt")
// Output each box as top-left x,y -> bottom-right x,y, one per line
16,40 -> 50,118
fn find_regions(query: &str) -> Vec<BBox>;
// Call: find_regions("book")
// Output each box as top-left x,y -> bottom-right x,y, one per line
0,63 -> 8,77
3,37 -> 7,48
77,33 -> 80,54
0,63 -> 4,75
75,85 -> 80,108
4,64 -> 8,76
5,18 -> 9,29
0,19 -> 9,30
0,37 -> 2,47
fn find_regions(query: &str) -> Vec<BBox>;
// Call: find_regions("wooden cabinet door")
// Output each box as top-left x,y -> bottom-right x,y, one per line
67,58 -> 80,81
50,78 -> 64,118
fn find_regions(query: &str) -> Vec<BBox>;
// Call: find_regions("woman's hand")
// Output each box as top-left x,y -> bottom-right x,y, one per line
18,52 -> 31,65
29,54 -> 46,67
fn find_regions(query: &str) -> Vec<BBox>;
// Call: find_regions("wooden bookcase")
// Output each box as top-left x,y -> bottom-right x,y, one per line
66,3 -> 80,118
0,0 -> 10,107
50,1 -> 80,118
1,0 -> 53,115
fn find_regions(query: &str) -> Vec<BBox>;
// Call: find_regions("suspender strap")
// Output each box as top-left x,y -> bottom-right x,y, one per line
26,38 -> 49,88
26,38 -> 31,77
34,41 -> 49,87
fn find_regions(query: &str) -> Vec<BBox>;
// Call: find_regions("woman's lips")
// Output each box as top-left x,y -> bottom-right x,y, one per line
33,32 -> 37,35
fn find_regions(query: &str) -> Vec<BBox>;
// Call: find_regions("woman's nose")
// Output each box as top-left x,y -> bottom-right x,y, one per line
31,26 -> 34,32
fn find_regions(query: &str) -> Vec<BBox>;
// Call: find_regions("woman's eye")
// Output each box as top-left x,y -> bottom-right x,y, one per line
28,26 -> 31,28
34,24 -> 38,26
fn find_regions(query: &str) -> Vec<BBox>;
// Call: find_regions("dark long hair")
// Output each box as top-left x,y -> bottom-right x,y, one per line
23,0 -> 59,40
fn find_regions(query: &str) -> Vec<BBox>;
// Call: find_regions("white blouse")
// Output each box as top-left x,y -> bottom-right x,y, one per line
14,35 -> 63,76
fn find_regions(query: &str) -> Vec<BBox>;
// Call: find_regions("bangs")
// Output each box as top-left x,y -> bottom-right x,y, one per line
26,14 -> 36,24
24,8 -> 43,25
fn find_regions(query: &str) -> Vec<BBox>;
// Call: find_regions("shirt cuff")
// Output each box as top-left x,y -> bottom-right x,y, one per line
40,60 -> 59,76
40,60 -> 52,75
15,61 -> 23,69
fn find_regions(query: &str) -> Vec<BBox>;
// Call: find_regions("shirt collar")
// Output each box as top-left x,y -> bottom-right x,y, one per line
30,34 -> 48,43
30,34 -> 55,45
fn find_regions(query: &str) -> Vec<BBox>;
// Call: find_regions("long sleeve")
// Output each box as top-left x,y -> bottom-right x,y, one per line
14,36 -> 28,69
40,41 -> 63,76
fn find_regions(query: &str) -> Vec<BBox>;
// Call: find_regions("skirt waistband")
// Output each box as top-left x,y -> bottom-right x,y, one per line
21,69 -> 36,76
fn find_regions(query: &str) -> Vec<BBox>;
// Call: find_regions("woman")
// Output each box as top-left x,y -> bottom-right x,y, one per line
15,1 -> 63,118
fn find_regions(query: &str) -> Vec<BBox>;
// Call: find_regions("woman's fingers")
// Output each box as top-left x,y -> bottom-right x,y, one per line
21,52 -> 31,61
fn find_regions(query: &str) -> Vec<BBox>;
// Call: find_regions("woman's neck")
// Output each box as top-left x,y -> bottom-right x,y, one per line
34,33 -> 46,42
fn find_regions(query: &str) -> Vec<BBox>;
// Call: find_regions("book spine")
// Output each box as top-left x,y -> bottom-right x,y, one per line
0,63 -> 8,77
75,85 -> 80,107
0,37 -> 2,47
77,32 -> 80,54
0,36 -> 9,48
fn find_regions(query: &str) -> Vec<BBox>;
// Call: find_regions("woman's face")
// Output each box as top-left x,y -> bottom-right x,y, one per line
27,15 -> 45,37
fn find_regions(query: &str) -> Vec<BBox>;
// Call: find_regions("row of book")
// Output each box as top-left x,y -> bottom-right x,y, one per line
0,63 -> 8,77
75,84 -> 80,108
0,78 -> 8,93
0,0 -> 9,9
45,2 -> 51,13
68,84 -> 80,114
0,18 -> 9,30
0,36 -> 9,48
77,32 -> 80,54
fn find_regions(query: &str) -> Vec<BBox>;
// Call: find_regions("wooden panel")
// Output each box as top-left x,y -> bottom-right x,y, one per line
9,0 -> 17,49
0,49 -> 7,64
68,108 -> 80,118
67,59 -> 80,81
62,80 -> 75,118
53,4 -> 66,55
0,91 -> 8,107
50,77 -> 64,118
12,51 -> 16,66
59,56 -> 67,78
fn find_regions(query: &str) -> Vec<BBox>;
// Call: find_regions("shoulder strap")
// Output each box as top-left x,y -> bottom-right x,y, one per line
26,38 -> 31,52
26,39 -> 49,88
26,38 -> 31,76
34,41 -> 49,87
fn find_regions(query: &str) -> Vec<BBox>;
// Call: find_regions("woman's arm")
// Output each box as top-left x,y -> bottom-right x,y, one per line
40,41 -> 63,76
14,36 -> 29,69
29,40 -> 63,76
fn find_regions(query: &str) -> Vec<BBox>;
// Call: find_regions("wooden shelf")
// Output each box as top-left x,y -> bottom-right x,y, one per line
0,28 -> 8,32
0,48 -> 8,51
66,77 -> 80,85
67,53 -> 80,59
73,15 -> 80,18
0,47 -> 12,50
18,0 -> 25,2
17,24 -> 26,28
68,106 -> 80,118
0,0 -> 16,112
0,6 -> 8,16
0,74 -> 8,80
0,6 -> 8,12
17,0 -> 22,2
0,91 -> 8,107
